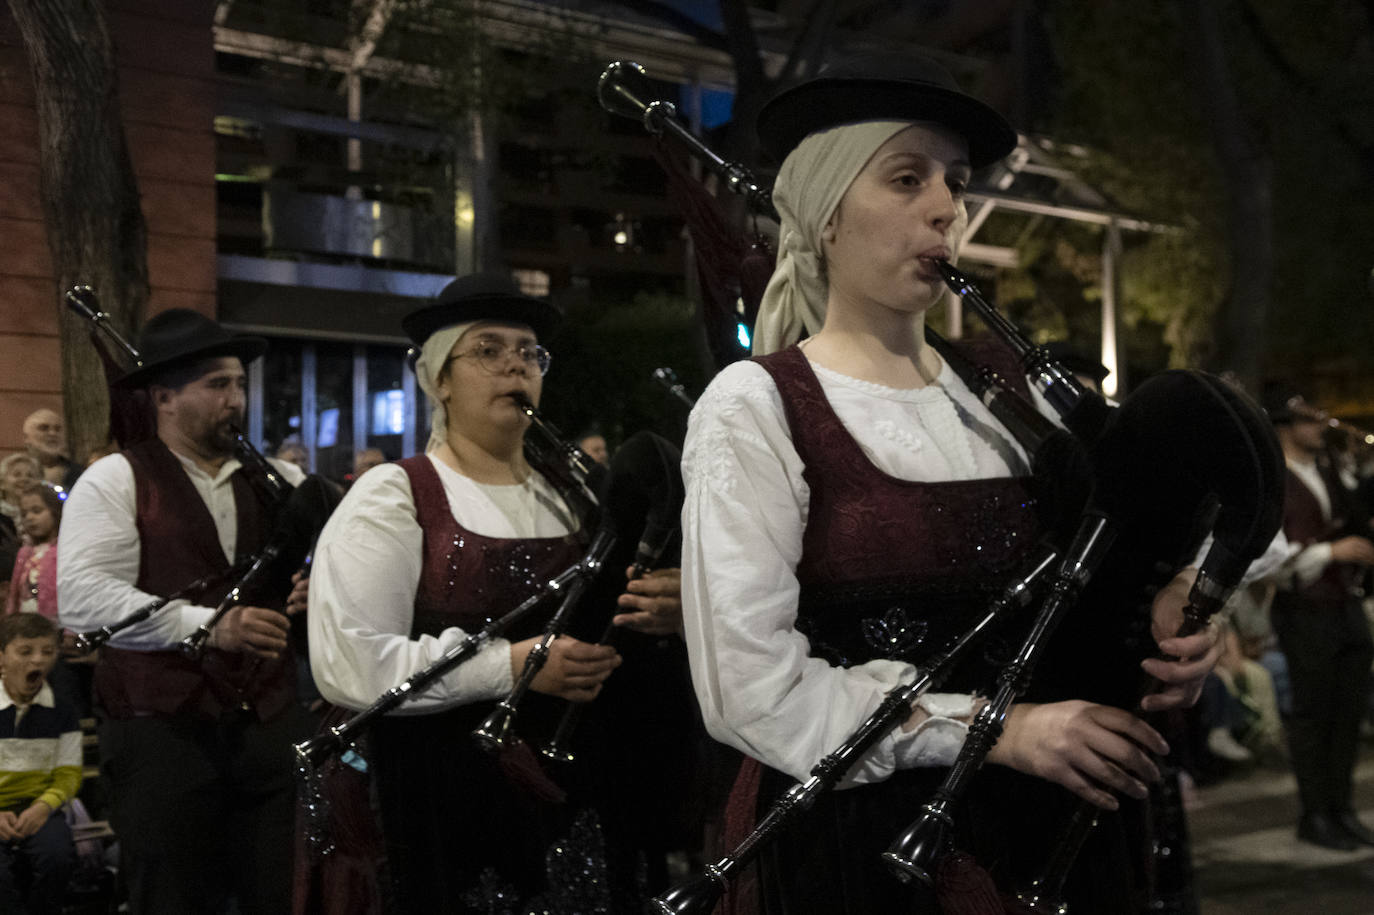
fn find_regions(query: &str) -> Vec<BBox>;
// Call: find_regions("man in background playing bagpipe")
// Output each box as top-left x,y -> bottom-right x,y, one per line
58,309 -> 311,914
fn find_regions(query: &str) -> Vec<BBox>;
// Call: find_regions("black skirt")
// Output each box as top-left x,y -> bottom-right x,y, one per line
753,761 -> 1145,915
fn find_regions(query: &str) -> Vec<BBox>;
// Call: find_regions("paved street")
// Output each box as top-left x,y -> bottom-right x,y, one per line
1191,753 -> 1374,913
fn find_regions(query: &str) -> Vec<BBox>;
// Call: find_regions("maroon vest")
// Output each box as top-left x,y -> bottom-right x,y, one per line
398,456 -> 587,640
753,344 -> 1041,691
94,439 -> 294,721
1281,463 -> 1358,606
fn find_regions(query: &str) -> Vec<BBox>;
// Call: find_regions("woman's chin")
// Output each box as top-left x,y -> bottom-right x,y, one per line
877,292 -> 940,319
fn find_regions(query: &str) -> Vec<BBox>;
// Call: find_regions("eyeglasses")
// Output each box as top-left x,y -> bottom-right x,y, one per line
448,340 -> 552,377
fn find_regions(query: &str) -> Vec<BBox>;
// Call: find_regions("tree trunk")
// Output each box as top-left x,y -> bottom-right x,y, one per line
1178,0 -> 1272,391
7,0 -> 149,462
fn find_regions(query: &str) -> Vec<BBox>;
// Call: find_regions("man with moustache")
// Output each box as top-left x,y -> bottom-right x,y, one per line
22,409 -> 82,491
57,309 -> 307,913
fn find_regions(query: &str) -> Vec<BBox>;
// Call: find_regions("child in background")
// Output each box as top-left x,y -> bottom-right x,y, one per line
0,454 -> 40,533
7,484 -> 63,619
6,484 -> 93,717
0,455 -> 40,593
0,612 -> 81,914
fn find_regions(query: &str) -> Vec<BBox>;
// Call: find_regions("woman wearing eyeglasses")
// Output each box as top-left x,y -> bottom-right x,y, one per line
307,274 -> 627,914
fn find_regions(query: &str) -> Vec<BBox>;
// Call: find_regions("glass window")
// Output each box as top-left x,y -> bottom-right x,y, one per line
250,336 -> 426,479
367,346 -> 405,462
314,341 -> 355,481
262,340 -> 303,455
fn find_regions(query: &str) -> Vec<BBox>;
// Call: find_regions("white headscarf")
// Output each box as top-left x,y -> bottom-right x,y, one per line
413,321 -> 478,453
751,119 -> 913,356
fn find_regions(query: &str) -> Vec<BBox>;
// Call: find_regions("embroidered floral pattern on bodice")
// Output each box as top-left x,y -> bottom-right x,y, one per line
755,346 -> 1042,688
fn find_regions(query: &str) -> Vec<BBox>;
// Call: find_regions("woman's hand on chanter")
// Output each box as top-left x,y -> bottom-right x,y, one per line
987,701 -> 1169,811
612,566 -> 684,636
1140,568 -> 1224,713
513,635 -> 621,703
209,606 -> 290,659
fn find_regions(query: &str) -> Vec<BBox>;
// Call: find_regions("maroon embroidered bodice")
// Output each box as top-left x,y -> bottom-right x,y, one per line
753,345 -> 1042,691
398,456 -> 587,641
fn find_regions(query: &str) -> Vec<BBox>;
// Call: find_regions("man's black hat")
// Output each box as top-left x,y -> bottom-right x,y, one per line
115,308 -> 267,388
1260,380 -> 1315,425
401,273 -> 562,346
756,52 -> 1018,167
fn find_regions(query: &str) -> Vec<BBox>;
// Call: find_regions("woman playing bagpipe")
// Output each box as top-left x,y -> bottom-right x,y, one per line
678,54 -> 1234,913
306,274 -> 685,914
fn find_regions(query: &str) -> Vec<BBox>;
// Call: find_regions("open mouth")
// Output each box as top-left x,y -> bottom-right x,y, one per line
24,670 -> 41,688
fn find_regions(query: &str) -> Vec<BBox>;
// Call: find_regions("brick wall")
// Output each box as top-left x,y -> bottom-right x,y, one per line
0,0 -> 216,458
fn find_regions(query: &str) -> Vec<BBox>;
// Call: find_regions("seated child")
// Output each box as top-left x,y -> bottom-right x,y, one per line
0,613 -> 81,914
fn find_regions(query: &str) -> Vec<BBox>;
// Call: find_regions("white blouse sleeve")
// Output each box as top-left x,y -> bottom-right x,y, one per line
56,454 -> 217,648
680,362 -> 975,787
307,463 -> 514,713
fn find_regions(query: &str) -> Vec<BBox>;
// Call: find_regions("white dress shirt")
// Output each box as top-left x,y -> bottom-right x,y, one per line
1278,457 -> 1336,587
308,454 -> 578,715
57,448 -> 305,650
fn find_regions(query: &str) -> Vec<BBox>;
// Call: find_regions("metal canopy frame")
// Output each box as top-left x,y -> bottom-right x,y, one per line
957,135 -> 1176,396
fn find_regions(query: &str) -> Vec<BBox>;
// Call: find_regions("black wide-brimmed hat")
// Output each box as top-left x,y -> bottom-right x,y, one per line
401,273 -> 562,346
1260,380 -> 1317,425
757,52 -> 1018,167
115,308 -> 267,388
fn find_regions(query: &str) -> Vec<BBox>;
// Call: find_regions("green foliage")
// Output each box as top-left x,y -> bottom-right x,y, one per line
1044,0 -> 1374,396
1040,0 -> 1228,370
537,290 -> 707,447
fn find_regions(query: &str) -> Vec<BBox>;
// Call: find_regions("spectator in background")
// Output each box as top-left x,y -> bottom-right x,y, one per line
576,431 -> 610,466
6,484 -> 62,620
6,483 -> 92,717
276,439 -> 309,474
0,612 -> 82,915
0,528 -> 15,600
0,453 -> 41,536
0,455 -> 37,600
22,410 -> 81,492
352,448 -> 387,482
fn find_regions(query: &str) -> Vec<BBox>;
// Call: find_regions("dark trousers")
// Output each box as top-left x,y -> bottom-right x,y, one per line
1272,594 -> 1374,815
0,807 -> 77,915
100,706 -> 309,915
